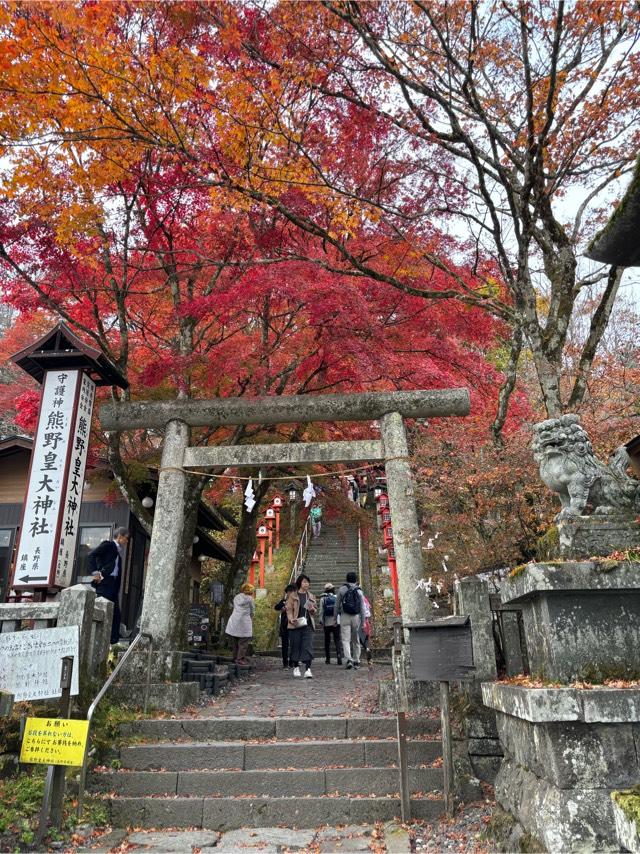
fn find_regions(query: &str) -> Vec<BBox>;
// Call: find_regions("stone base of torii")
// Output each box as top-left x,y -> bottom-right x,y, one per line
100,388 -> 469,702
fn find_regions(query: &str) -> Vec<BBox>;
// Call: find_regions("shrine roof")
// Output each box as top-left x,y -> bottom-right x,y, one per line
0,435 -> 33,460
10,323 -> 128,388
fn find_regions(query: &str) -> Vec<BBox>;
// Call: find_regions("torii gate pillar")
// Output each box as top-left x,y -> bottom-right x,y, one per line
380,411 -> 425,624
140,418 -> 191,680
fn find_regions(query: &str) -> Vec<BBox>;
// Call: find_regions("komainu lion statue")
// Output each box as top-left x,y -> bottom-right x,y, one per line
532,414 -> 640,520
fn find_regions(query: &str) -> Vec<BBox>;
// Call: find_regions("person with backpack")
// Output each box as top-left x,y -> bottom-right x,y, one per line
319,583 -> 342,665
310,500 -> 323,538
274,583 -> 296,668
336,571 -> 366,669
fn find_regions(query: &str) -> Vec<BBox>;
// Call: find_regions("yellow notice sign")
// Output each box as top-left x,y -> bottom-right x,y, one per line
20,717 -> 89,766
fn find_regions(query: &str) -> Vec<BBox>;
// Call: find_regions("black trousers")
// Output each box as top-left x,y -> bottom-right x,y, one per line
280,628 -> 291,666
324,624 -> 342,661
94,576 -> 121,644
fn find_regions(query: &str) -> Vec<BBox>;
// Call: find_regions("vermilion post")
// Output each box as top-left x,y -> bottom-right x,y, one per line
265,509 -> 275,567
256,527 -> 269,588
389,554 -> 401,616
272,496 -> 283,550
249,551 -> 259,586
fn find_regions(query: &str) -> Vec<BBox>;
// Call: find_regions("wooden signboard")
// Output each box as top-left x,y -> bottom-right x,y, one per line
11,370 -> 95,589
405,616 -> 475,681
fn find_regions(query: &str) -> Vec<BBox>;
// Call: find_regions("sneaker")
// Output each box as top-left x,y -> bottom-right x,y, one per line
345,661 -> 353,670
293,666 -> 301,677
304,668 -> 313,679
337,659 -> 343,665
353,662 -> 361,669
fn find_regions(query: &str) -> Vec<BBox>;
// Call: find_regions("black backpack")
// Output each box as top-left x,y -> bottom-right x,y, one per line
342,585 -> 361,615
323,593 -> 336,617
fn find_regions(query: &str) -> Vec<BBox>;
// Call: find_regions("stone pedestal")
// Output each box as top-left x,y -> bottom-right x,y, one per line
501,561 -> 640,682
112,640 -> 197,712
558,514 -> 640,559
483,683 -> 640,851
453,576 -> 503,781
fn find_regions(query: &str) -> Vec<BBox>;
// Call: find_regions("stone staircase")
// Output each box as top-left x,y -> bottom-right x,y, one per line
91,714 -> 451,830
301,520 -> 360,657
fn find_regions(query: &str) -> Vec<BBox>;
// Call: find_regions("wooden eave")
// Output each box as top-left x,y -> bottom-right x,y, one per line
10,322 -> 128,388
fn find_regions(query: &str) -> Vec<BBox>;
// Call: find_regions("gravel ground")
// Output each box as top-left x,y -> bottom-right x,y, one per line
411,795 -> 496,853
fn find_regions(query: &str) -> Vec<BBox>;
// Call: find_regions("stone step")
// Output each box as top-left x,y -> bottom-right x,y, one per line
91,766 -> 444,797
118,715 -> 440,743
108,794 -> 444,830
119,738 -> 441,771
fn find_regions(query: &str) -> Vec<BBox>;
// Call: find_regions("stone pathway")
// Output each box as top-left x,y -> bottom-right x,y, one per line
197,656 -> 393,719
80,822 -> 407,852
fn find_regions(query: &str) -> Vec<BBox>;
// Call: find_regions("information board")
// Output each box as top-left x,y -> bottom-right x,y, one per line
188,604 -> 210,645
20,717 -> 89,766
0,626 -> 80,701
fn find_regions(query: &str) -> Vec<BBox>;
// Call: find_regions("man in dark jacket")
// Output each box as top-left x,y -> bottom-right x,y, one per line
88,527 -> 129,644
274,583 -> 296,668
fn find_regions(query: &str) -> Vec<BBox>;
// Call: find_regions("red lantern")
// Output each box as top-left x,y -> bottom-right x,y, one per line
377,492 -> 390,510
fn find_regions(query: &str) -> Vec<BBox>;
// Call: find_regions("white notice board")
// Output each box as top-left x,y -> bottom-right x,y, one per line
0,626 -> 80,701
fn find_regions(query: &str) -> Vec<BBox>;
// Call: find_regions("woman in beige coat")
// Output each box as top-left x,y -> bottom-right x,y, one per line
225,582 -> 255,664
285,573 -> 317,678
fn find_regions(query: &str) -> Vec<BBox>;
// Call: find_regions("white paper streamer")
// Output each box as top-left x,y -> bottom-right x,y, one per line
244,478 -> 256,513
302,475 -> 316,507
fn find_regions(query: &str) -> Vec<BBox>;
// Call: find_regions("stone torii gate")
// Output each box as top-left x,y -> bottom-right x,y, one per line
101,388 -> 469,679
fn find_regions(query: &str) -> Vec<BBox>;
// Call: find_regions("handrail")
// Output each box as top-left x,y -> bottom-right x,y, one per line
289,514 -> 312,585
357,525 -> 363,587
76,631 -> 153,817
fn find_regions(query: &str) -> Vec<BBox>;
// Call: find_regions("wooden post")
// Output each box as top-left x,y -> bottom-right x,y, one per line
0,690 -> 13,717
257,527 -> 268,589
50,656 -> 74,827
440,680 -> 455,818
392,619 -> 410,821
36,656 -> 74,846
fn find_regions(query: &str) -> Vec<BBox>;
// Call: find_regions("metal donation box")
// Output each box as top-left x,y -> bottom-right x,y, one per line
405,616 -> 475,681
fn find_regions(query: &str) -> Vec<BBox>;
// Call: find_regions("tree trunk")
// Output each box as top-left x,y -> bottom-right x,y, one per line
221,478 -> 270,625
